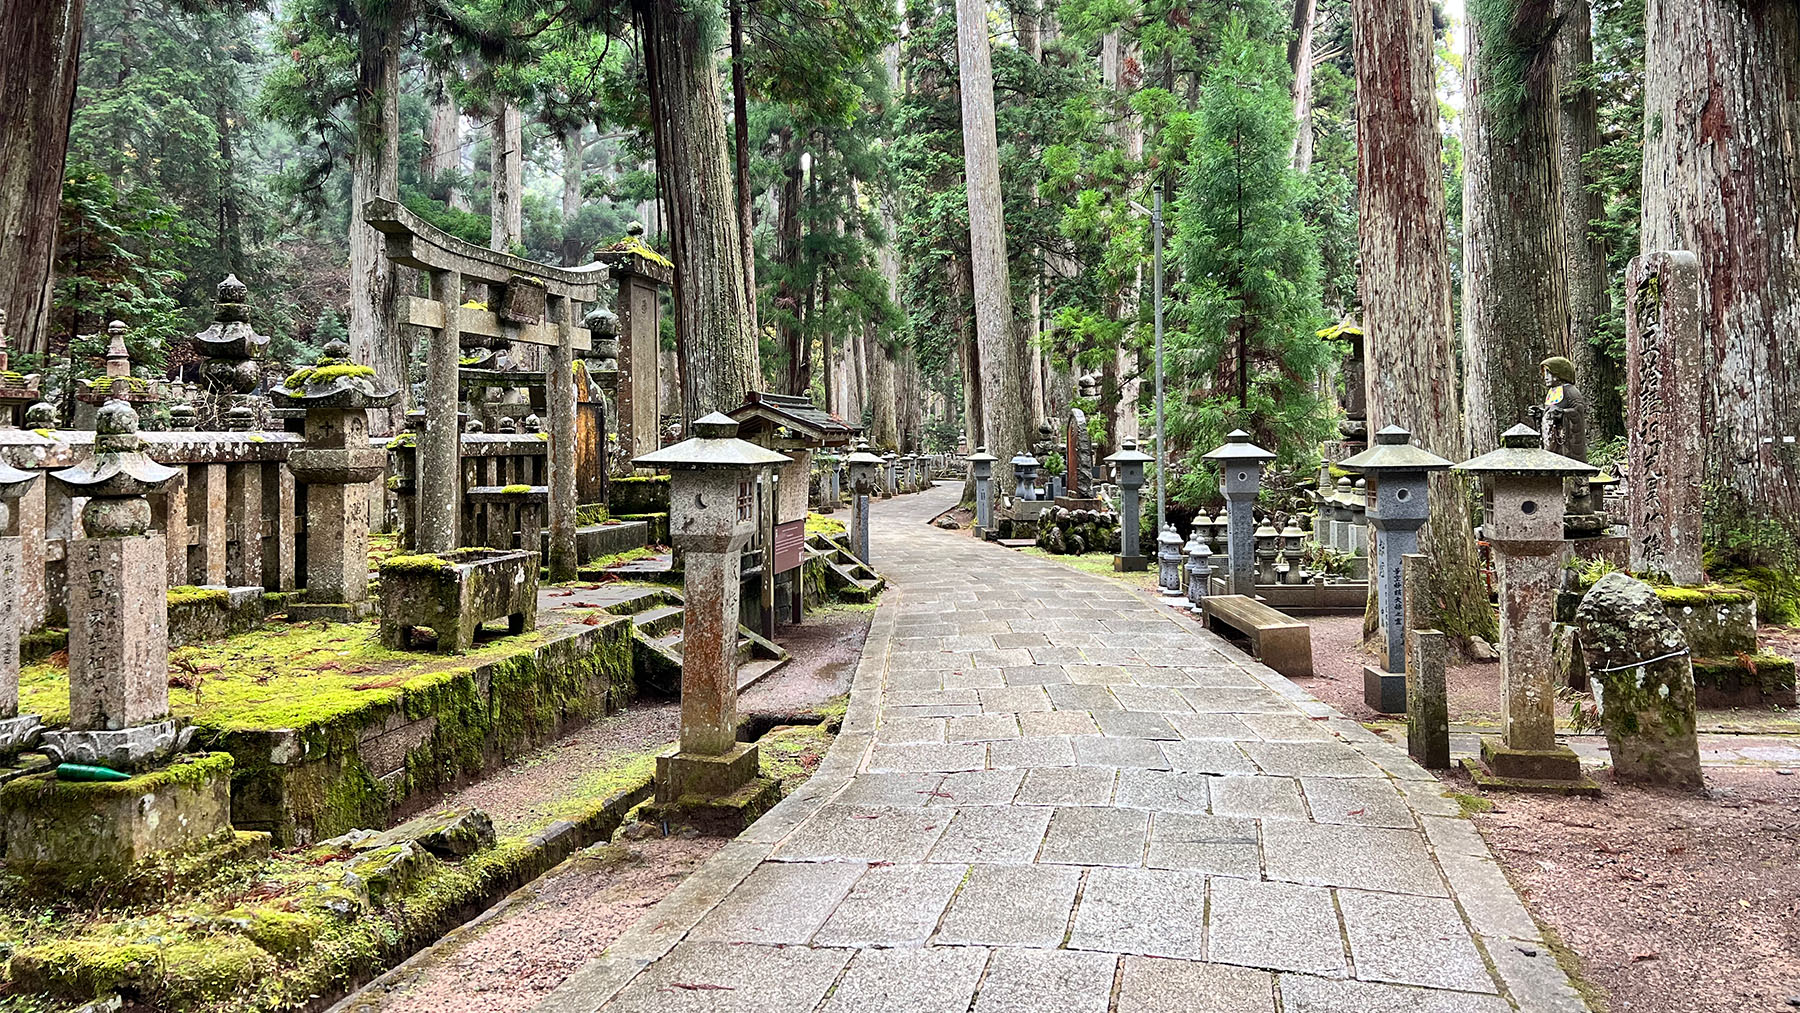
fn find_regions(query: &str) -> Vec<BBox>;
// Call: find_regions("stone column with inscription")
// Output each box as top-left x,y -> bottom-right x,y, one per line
40,401 -> 192,772
0,463 -> 42,757
273,340 -> 400,622
1626,250 -> 1705,584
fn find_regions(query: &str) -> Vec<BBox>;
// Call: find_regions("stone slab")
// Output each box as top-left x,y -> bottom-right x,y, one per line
1116,956 -> 1276,1013
935,863 -> 1082,947
596,942 -> 850,1013
819,947 -> 990,1013
1039,805 -> 1149,866
971,947 -> 1117,1013
926,804 -> 1053,864
812,862 -> 966,946
1338,889 -> 1494,992
1263,821 -> 1447,896
1206,878 -> 1345,975
1068,867 -> 1209,959
1146,812 -> 1260,877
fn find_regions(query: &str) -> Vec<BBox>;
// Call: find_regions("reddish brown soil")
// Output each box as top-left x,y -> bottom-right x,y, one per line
359,836 -> 726,1013
741,603 -> 872,717
1463,767 -> 1800,1013
1300,614 -> 1503,724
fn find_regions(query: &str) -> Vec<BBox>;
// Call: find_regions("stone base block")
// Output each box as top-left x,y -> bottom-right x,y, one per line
1363,666 -> 1407,715
0,715 -> 43,760
641,776 -> 781,836
0,752 -> 237,891
1463,737 -> 1600,797
655,742 -> 760,803
285,599 -> 373,623
39,720 -> 195,772
1114,554 -> 1148,572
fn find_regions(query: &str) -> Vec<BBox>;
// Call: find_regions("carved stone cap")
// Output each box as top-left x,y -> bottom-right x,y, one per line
49,401 -> 180,496
1455,424 -> 1599,478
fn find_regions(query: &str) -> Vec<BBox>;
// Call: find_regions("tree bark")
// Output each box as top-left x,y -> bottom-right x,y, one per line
636,0 -> 759,420
1642,0 -> 1800,546
349,10 -> 404,433
1288,0 -> 1318,170
1461,5 -> 1569,453
730,0 -> 758,338
1355,0 -> 1497,645
775,128 -> 804,394
958,0 -> 1026,490
489,102 -> 522,251
0,0 -> 86,356
870,334 -> 898,447
426,66 -> 466,209
561,128 -> 585,266
1552,0 -> 1610,430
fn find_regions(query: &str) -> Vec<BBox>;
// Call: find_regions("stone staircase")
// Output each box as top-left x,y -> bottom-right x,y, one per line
807,533 -> 885,604
587,584 -> 789,696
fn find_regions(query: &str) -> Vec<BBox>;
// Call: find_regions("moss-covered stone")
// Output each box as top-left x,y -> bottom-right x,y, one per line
608,475 -> 670,515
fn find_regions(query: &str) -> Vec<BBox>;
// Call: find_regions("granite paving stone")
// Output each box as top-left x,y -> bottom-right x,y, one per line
1278,975 -> 1512,1012
1300,777 -> 1416,828
596,942 -> 851,1013
1262,822 -> 1448,896
1337,890 -> 1495,992
1038,805 -> 1150,865
771,804 -> 951,862
1146,812 -> 1260,877
933,768 -> 1026,806
818,948 -> 991,1013
1169,713 -> 1260,740
689,862 -> 866,944
1073,734 -> 1172,769
1111,685 -> 1196,713
935,864 -> 1083,947
1115,956 -> 1277,1012
1094,710 -> 1180,739
978,686 -> 1055,713
926,805 -> 1055,864
948,712 -> 1023,741
971,948 -> 1117,1013
1113,769 -> 1211,812
1068,867 -> 1208,958
812,862 -> 967,946
1161,739 -> 1261,774
1240,740 -> 1387,778
1047,684 -> 1122,711
866,741 -> 989,773
1020,710 -> 1103,737
989,735 -> 1078,768
1206,878 -> 1345,975
1015,765 -> 1116,805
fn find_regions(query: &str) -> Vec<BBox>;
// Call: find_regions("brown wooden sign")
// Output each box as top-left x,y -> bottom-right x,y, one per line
774,518 -> 807,573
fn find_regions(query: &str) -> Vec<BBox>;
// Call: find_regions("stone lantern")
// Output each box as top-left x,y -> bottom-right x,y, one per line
1280,521 -> 1307,584
272,339 -> 401,622
1204,431 -> 1276,595
1010,452 -> 1040,502
881,451 -> 899,497
634,413 -> 788,817
1455,423 -> 1598,790
0,462 -> 41,757
1328,476 -> 1353,550
1158,524 -> 1185,596
1254,522 -> 1280,585
41,400 -> 190,772
846,443 -> 884,562
966,447 -> 999,537
1349,478 -> 1370,553
1105,440 -> 1153,571
1184,532 -> 1213,611
1340,425 -> 1453,713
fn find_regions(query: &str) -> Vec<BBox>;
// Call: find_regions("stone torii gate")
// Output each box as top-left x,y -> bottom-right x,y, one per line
364,197 -> 608,580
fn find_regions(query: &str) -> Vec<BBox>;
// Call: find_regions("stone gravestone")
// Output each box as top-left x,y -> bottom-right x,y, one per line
1576,572 -> 1704,789
1625,250 -> 1705,585
1065,375 -> 1099,499
0,464 -> 42,757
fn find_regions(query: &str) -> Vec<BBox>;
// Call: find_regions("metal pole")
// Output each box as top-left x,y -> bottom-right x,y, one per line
1153,188 -> 1166,535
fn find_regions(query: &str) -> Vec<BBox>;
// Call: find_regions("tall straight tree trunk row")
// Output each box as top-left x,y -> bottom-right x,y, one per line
1551,0 -> 1608,425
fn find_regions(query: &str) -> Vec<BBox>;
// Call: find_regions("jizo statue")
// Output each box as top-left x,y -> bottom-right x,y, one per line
1536,356 -> 1604,537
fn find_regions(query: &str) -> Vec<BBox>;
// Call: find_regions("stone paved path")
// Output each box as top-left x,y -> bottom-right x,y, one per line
533,484 -> 1590,1013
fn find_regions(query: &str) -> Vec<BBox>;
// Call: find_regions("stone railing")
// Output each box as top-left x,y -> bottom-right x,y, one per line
0,428 -> 314,629
391,433 -> 556,554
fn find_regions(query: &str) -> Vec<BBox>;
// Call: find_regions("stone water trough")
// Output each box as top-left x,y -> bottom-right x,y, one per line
379,548 -> 539,652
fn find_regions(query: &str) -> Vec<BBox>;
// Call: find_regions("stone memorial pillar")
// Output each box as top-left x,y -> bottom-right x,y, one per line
1349,479 -> 1369,551
607,234 -> 669,465
847,443 -> 883,562
1204,431 -> 1275,597
1576,572 -> 1704,789
1106,441 -> 1152,571
1340,425 -> 1453,713
1456,424 -> 1598,791
967,447 -> 998,538
1158,524 -> 1184,596
1625,250 -> 1705,584
815,453 -> 840,514
881,452 -> 898,498
40,401 -> 190,772
273,340 -> 401,622
1402,553 -> 1451,768
0,464 -> 42,757
1329,477 -> 1353,550
192,275 -> 271,430
635,413 -> 787,823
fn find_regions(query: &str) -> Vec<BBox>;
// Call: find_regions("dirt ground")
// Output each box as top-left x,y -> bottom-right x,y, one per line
1303,613 -> 1504,724
1461,767 -> 1800,1013
349,836 -> 726,1013
741,602 -> 873,717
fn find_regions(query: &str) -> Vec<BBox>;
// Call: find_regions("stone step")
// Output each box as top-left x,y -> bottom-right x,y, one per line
630,604 -> 685,639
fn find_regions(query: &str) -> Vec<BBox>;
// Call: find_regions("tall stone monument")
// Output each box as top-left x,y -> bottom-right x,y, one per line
39,401 -> 191,771
1106,440 -> 1152,571
967,446 -> 998,538
272,340 -> 401,622
1455,425 -> 1599,793
635,414 -> 786,830
847,443 -> 884,561
1625,250 -> 1705,584
192,274 -> 272,431
0,463 -> 42,757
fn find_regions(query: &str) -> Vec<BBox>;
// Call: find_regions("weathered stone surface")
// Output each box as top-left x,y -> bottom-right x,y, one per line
1069,867 -> 1208,958
380,548 -> 539,652
811,862 -> 964,946
689,861 -> 864,944
935,863 -> 1082,946
66,534 -> 171,733
1626,250 -> 1705,584
1576,572 -> 1705,789
1207,877 -> 1344,975
1338,890 -> 1496,992
819,948 -> 988,1013
971,947 -> 1116,1013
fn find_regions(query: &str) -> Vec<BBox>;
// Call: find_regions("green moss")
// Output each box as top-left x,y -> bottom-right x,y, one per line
576,503 -> 609,526
805,512 -> 847,536
1,752 -> 231,807
386,433 -> 416,449
759,723 -> 834,787
1650,585 -> 1754,607
285,362 -> 376,389
30,427 -> 58,439
1703,562 -> 1800,626
169,585 -> 232,608
499,483 -> 532,495
1449,790 -> 1495,815
579,545 -> 658,571
19,627 -> 65,663
380,553 -> 454,575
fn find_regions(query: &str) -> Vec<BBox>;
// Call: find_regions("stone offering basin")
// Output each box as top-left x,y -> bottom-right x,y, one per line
380,547 -> 539,653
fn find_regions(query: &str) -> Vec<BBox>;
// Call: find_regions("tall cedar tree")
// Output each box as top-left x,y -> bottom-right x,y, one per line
1169,22 -> 1332,505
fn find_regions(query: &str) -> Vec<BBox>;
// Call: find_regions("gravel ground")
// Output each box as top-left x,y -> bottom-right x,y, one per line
1464,767 -> 1800,1013
1301,613 -> 1503,724
353,837 -> 726,1013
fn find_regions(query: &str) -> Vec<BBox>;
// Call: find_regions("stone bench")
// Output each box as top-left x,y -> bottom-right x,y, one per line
1200,594 -> 1313,679
379,547 -> 539,652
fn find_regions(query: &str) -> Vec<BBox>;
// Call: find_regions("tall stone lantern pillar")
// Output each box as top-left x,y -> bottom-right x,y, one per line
635,413 -> 788,819
1106,440 -> 1152,571
1339,425 -> 1452,713
846,443 -> 884,562
1204,430 -> 1276,596
272,340 -> 401,622
966,447 -> 999,538
881,451 -> 899,498
1455,424 -> 1598,791
40,401 -> 191,772
0,463 -> 42,757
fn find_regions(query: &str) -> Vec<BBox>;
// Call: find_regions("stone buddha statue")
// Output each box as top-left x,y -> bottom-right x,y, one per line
1537,355 -> 1604,536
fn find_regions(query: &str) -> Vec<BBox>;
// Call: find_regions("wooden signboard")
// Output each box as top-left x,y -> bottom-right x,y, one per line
774,518 -> 807,573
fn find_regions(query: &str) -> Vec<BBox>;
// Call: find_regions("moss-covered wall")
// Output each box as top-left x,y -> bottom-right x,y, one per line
217,619 -> 636,845
608,475 -> 670,515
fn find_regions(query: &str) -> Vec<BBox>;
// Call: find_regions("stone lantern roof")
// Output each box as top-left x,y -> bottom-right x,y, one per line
0,459 -> 38,500
49,401 -> 179,496
964,447 -> 998,464
727,391 -> 859,449
1009,451 -> 1040,468
192,274 -> 271,360
1455,424 -> 1597,478
1203,430 -> 1276,463
1105,439 -> 1154,465
633,412 -> 789,470
271,340 -> 401,411
1338,425 -> 1453,475
845,443 -> 885,467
